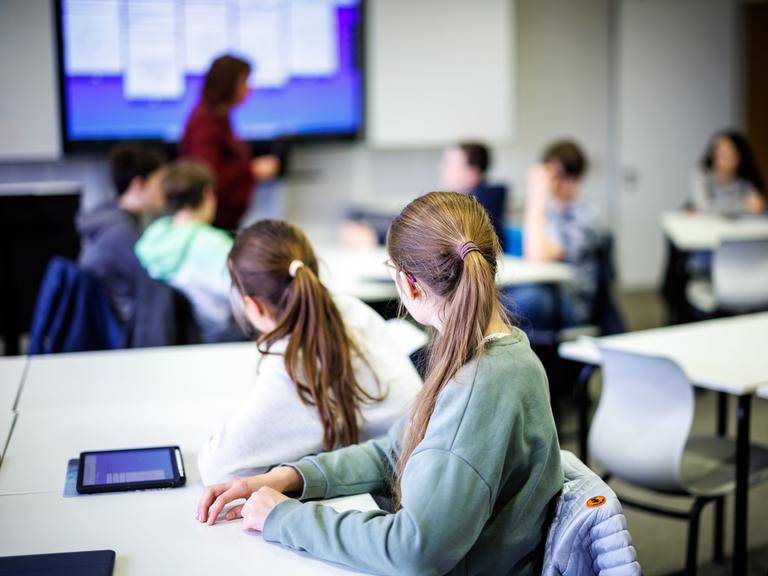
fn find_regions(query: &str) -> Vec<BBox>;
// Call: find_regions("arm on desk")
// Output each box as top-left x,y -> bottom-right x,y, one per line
523,165 -> 564,262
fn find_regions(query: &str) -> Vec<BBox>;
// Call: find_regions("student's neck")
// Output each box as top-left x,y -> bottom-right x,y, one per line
714,168 -> 736,184
173,209 -> 206,225
117,193 -> 145,217
485,310 -> 512,337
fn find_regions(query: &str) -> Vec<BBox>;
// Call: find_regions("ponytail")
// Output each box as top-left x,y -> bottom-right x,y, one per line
387,192 -> 507,506
229,220 -> 381,451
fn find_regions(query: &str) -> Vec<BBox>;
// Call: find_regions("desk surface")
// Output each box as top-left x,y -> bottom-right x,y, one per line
559,312 -> 768,395
758,386 -> 768,401
0,489 -> 376,575
0,356 -> 26,413
661,211 -> 768,251
316,245 -> 572,302
0,403 -> 237,495
18,343 -> 258,412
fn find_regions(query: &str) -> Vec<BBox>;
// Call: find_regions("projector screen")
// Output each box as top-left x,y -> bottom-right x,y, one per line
55,0 -> 363,150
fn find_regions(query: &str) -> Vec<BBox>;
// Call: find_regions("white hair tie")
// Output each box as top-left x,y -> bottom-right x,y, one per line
289,260 -> 305,278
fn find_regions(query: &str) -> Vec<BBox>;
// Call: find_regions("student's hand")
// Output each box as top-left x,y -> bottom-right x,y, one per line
239,487 -> 291,532
527,163 -> 554,206
196,466 -> 302,525
745,191 -> 766,214
197,478 -> 256,525
251,155 -> 280,181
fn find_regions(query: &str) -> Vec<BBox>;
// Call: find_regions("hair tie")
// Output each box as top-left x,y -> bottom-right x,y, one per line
458,241 -> 481,261
289,260 -> 304,278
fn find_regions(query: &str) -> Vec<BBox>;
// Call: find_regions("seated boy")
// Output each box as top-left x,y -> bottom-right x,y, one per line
512,140 -> 602,330
341,141 -> 508,250
77,145 -> 166,321
135,160 -> 238,343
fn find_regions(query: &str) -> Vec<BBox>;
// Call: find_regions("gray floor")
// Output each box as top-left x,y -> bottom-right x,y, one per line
554,290 -> 768,575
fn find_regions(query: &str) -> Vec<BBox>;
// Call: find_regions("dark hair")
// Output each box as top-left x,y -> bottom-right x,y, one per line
162,160 -> 215,213
109,145 -> 165,196
458,142 -> 491,174
202,55 -> 251,108
386,191 -> 508,506
542,140 -> 588,179
228,220 -> 381,451
701,129 -> 765,194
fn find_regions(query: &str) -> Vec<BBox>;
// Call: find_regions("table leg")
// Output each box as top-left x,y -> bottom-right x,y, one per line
732,394 -> 752,576
576,364 -> 595,463
714,392 -> 727,563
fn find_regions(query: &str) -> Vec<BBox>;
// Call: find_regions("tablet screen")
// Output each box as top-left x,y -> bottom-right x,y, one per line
81,448 -> 176,487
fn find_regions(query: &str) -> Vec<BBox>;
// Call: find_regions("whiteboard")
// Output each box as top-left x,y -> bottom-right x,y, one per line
0,0 -> 60,160
367,0 -> 515,148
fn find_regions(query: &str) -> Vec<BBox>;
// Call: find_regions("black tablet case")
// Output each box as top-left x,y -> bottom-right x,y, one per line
0,550 -> 115,575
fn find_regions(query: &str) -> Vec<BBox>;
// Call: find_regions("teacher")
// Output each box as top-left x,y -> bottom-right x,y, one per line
180,54 -> 278,231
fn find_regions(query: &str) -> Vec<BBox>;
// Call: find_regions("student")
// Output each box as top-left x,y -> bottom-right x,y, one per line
198,220 -> 422,485
439,141 -> 508,250
197,192 -> 562,576
180,55 -> 279,231
342,141 -> 508,250
514,140 -> 601,329
135,160 -> 237,343
77,145 -> 166,321
689,130 -> 766,215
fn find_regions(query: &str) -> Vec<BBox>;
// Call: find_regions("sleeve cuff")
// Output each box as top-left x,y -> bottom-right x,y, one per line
283,459 -> 329,500
262,498 -> 302,543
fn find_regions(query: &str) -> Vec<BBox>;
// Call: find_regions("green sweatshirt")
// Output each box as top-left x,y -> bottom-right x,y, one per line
263,329 -> 563,576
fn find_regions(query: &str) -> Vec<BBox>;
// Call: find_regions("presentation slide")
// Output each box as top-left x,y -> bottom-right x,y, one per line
58,0 -> 362,144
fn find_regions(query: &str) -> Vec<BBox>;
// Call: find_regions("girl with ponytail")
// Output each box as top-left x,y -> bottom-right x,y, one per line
197,219 -> 421,485
198,194 -> 562,576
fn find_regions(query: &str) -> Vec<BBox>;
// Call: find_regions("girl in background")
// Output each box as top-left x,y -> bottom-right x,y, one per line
197,193 -> 562,576
197,220 -> 421,485
690,130 -> 766,215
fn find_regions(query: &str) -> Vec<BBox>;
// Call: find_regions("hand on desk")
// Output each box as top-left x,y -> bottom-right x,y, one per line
196,465 -> 302,526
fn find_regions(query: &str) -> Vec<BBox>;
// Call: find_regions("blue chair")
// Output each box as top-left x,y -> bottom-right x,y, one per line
543,450 -> 641,576
28,257 -> 123,354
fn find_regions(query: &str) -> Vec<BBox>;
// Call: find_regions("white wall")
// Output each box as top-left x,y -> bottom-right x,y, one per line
0,0 -> 60,160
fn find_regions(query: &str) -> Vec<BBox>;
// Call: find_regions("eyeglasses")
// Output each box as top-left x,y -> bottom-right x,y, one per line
383,258 -> 417,285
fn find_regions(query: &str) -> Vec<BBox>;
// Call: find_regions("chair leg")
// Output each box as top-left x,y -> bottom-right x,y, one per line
713,496 -> 725,564
685,499 -> 709,576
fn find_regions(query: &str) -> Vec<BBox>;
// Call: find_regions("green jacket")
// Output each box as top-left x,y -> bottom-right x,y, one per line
263,330 -> 563,575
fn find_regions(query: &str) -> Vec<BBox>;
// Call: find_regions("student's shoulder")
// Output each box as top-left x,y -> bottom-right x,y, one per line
190,223 -> 234,251
332,294 -> 386,331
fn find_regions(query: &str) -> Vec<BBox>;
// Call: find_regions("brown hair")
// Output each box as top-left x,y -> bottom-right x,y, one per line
386,191 -> 508,504
542,139 -> 588,179
202,55 -> 251,108
458,141 -> 491,174
163,160 -> 215,213
110,145 -> 165,197
228,220 -> 381,450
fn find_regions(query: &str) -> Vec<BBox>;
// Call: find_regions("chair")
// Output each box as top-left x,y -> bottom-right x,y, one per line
124,276 -> 201,348
28,257 -> 123,354
543,450 -> 641,576
590,346 -> 768,575
687,237 -> 768,314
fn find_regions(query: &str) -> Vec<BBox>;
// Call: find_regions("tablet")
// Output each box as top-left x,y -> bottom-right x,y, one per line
76,446 -> 185,494
0,550 -> 115,575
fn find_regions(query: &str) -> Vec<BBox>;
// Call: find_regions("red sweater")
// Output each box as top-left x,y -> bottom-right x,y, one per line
180,102 -> 256,230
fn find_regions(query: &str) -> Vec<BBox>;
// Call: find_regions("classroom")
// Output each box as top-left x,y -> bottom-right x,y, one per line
0,1 -> 767,575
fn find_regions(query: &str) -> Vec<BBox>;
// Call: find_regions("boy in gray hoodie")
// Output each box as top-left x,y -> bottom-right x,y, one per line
76,146 -> 165,320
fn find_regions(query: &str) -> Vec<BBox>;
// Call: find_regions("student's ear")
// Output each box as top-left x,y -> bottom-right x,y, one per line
242,294 -> 266,319
397,270 -> 420,301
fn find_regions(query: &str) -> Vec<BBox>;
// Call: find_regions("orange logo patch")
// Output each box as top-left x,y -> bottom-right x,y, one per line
586,496 -> 606,508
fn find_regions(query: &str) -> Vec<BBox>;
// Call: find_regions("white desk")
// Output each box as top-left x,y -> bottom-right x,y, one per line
17,342 -> 259,412
0,402 -> 244,495
0,489 -> 376,575
559,312 -> 768,576
315,245 -> 573,302
559,312 -> 768,396
661,211 -> 768,251
0,356 -> 27,461
0,356 -> 27,413
758,386 -> 768,401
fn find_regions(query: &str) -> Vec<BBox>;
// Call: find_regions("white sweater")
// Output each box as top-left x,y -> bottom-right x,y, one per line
198,295 -> 423,485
